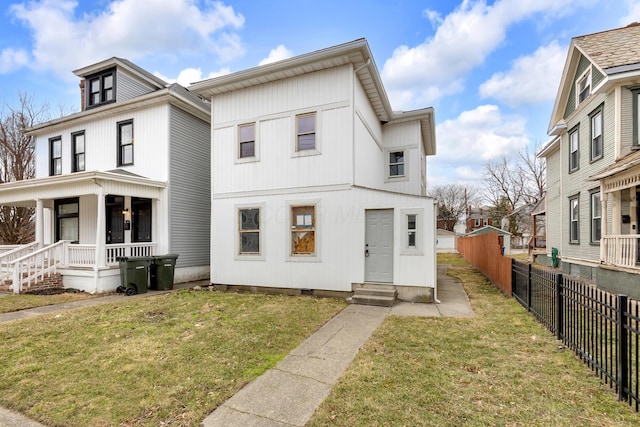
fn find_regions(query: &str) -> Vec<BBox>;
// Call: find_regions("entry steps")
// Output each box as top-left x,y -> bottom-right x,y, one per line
351,284 -> 396,307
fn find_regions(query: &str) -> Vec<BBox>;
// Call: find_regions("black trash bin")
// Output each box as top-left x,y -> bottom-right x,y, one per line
150,254 -> 179,290
117,257 -> 150,295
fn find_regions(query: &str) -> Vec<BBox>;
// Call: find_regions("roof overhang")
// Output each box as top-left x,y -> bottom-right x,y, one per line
537,136 -> 561,158
0,171 -> 166,206
73,57 -> 168,90
387,107 -> 436,156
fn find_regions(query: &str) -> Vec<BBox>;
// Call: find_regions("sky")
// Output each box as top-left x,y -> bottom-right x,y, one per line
1,0 -> 640,189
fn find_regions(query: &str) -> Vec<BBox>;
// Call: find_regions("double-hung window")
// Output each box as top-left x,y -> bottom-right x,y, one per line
296,113 -> 316,151
389,151 -> 405,177
118,120 -> 133,166
87,68 -> 115,108
239,123 -> 256,158
49,136 -> 62,176
590,191 -> 601,243
590,106 -> 603,161
576,69 -> 591,105
291,206 -> 315,255
633,89 -> 640,147
569,127 -> 579,172
407,214 -> 417,248
239,208 -> 260,255
570,196 -> 580,243
72,131 -> 85,172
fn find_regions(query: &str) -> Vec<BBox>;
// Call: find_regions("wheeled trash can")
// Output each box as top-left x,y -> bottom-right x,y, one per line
117,257 -> 151,295
149,254 -> 179,290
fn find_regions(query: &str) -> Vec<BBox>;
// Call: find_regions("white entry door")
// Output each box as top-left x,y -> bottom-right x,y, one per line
365,209 -> 393,283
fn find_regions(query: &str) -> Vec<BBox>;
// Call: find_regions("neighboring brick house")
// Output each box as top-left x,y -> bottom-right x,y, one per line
465,206 -> 493,233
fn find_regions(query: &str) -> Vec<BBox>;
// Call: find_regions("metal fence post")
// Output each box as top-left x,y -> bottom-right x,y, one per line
527,263 -> 532,311
618,294 -> 629,402
556,273 -> 563,341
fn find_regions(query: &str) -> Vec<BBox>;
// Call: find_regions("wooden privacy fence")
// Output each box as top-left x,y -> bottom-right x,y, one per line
457,232 -> 512,295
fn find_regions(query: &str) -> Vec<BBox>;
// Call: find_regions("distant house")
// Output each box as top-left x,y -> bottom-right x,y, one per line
465,206 -> 494,233
501,203 -> 535,248
0,58 -> 211,293
466,225 -> 511,255
190,39 -> 439,302
436,229 -> 459,252
539,23 -> 640,296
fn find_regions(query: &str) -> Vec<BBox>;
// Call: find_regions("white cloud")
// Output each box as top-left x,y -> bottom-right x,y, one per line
259,45 -> 293,66
382,0 -> 589,109
0,48 -> 29,73
423,9 -> 443,28
434,104 -> 529,181
154,67 -> 231,87
479,40 -> 565,106
620,0 -> 640,25
8,0 -> 245,79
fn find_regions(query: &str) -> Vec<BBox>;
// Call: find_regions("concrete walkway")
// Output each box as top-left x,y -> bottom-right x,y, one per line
0,267 -> 472,427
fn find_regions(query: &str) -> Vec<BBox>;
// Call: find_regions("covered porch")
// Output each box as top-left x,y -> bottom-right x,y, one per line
0,170 -> 166,293
590,151 -> 640,271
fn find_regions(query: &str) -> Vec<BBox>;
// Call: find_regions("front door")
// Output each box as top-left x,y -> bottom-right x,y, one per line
365,209 -> 393,283
106,196 -> 125,244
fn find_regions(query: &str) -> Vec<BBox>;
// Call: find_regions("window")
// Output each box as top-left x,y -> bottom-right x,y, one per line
118,120 -> 133,166
570,196 -> 579,243
407,214 -> 417,248
55,198 -> 79,243
389,151 -> 405,177
49,136 -> 62,176
72,131 -> 85,172
291,206 -> 315,255
590,107 -> 603,161
132,197 -> 152,243
239,123 -> 255,158
576,69 -> 591,105
569,127 -> 579,172
633,89 -> 640,147
239,208 -> 260,254
591,191 -> 601,243
296,113 -> 316,151
474,218 -> 480,227
87,68 -> 115,108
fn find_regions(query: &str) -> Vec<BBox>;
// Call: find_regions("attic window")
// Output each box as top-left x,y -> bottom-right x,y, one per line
576,69 -> 591,105
87,68 -> 115,108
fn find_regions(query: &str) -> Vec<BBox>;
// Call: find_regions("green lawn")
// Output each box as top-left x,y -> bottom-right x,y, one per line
308,253 -> 638,427
0,290 -> 346,426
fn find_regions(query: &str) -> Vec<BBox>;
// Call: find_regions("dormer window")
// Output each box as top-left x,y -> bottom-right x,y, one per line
87,68 -> 115,108
576,69 -> 591,105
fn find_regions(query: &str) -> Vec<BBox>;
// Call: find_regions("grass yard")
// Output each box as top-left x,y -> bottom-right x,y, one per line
308,253 -> 639,427
0,292 -> 100,314
0,290 -> 346,426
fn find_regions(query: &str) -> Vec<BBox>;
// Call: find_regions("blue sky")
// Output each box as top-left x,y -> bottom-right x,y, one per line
1,0 -> 639,187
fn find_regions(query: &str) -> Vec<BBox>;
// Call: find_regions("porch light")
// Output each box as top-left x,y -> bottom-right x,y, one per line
122,208 -> 129,215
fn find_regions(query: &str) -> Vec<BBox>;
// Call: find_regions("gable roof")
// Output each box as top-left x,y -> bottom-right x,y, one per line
189,39 -> 436,155
466,225 -> 512,237
548,23 -> 640,135
73,57 -> 168,90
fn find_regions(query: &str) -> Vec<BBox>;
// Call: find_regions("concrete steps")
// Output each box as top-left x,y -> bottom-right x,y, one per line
351,284 -> 396,307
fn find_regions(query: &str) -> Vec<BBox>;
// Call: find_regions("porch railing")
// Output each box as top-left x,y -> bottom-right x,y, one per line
67,243 -> 157,267
0,245 -> 21,255
602,235 -> 640,269
11,241 -> 67,293
0,242 -> 40,284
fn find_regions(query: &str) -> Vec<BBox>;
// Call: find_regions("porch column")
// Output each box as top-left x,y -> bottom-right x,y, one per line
612,191 -> 621,235
35,199 -> 44,246
631,188 -> 637,234
601,190 -> 608,262
95,185 -> 107,268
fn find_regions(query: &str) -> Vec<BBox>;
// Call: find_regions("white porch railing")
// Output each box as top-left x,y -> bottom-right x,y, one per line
0,242 -> 40,284
602,235 -> 640,269
0,245 -> 21,255
67,243 -> 157,267
11,241 -> 67,293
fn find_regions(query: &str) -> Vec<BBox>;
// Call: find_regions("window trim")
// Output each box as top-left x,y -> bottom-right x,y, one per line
590,190 -> 601,244
569,125 -> 580,173
401,208 -> 423,255
589,105 -> 603,162
86,67 -> 116,109
576,68 -> 591,106
569,195 -> 580,244
287,200 -> 320,261
55,197 -> 79,243
385,147 -> 410,182
49,136 -> 62,176
292,112 -> 320,157
633,88 -> 640,148
238,207 -> 261,256
71,131 -> 85,173
117,119 -> 134,166
236,122 -> 259,163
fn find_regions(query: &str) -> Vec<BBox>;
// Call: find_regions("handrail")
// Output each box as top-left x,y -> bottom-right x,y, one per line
11,241 -> 68,294
0,242 -> 40,283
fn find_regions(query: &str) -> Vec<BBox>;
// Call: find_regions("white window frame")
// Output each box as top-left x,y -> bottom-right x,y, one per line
590,107 -> 603,161
569,196 -> 580,243
235,203 -> 264,261
385,147 -> 410,182
401,209 -> 423,255
292,112 -> 320,157
236,122 -> 259,164
576,68 -> 591,106
590,191 -> 601,243
569,127 -> 579,172
286,200 -> 321,262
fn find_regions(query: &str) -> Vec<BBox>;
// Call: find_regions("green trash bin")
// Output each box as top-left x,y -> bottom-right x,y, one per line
117,257 -> 150,295
150,254 -> 179,290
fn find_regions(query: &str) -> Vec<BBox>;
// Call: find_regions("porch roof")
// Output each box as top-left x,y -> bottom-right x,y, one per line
0,170 -> 166,206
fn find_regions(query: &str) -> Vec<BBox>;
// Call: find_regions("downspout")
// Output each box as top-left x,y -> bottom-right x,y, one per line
433,202 -> 441,303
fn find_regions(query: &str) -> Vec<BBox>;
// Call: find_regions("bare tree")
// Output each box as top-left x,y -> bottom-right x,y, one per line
429,184 -> 478,232
0,94 -> 51,244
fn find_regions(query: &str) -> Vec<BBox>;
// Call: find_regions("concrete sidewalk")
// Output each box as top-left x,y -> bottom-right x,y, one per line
0,267 -> 472,427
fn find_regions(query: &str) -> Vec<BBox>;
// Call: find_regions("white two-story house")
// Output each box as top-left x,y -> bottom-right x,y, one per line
540,23 -> 640,297
190,39 -> 438,301
0,58 -> 211,293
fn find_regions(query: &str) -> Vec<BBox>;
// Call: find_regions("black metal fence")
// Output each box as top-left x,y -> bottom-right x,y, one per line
512,260 -> 640,410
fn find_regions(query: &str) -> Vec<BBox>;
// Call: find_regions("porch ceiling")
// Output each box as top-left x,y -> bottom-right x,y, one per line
0,171 -> 166,206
